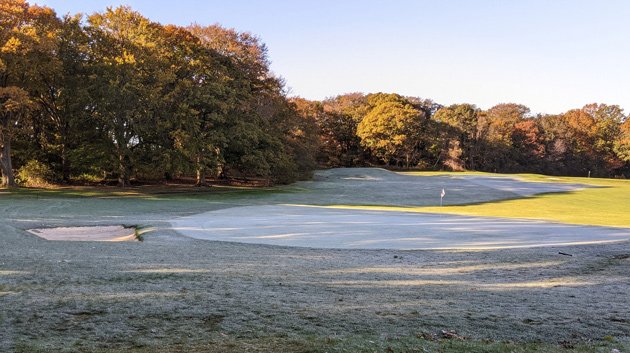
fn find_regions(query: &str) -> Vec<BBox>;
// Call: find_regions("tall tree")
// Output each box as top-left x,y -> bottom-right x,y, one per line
189,24 -> 308,183
511,119 -> 545,171
357,95 -> 426,168
27,13 -> 93,182
0,0 -> 51,186
161,25 -> 233,185
583,103 -> 626,175
289,98 -> 321,176
477,103 -> 530,171
86,6 -> 167,186
319,93 -> 368,166
0,87 -> 31,186
433,104 -> 480,170
614,119 -> 630,167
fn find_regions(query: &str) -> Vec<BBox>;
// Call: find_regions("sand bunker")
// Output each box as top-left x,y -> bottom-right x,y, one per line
27,226 -> 137,242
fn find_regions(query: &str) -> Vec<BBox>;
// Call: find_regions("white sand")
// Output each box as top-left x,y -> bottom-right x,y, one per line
27,225 -> 137,242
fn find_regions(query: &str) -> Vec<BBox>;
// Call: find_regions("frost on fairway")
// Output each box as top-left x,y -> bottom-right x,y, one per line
171,205 -> 630,250
170,168 -> 610,250
284,168 -> 592,207
27,225 -> 137,242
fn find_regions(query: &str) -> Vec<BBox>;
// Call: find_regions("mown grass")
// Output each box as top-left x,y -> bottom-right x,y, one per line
14,334 -> 629,353
3,171 -> 629,227
338,172 -> 630,228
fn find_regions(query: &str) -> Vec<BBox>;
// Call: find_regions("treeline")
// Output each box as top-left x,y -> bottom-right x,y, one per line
1,1 -> 318,187
2,2 -> 629,189
293,94 -> 630,178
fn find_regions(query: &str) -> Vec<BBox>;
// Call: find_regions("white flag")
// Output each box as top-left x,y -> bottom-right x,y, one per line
441,188 -> 445,198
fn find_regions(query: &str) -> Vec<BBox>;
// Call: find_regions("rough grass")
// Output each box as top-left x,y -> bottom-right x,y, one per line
13,335 -> 630,353
339,171 -> 630,227
1,168 -> 629,352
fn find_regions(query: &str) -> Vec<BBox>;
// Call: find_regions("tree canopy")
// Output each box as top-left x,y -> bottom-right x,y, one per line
1,1 -> 629,188
0,2 -> 315,187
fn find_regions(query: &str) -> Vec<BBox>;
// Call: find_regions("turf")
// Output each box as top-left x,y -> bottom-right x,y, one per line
1,169 -> 629,352
13,335 -> 630,353
334,172 -> 630,228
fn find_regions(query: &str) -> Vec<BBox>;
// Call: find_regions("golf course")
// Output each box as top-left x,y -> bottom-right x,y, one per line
2,1 -> 630,352
1,168 -> 628,352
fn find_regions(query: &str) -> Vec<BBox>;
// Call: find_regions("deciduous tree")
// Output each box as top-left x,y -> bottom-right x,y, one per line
357,95 -> 426,168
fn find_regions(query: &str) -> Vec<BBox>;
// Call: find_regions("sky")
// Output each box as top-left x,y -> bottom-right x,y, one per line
32,0 -> 630,114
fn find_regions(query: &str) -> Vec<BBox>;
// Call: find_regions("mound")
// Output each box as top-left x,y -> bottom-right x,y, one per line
313,167 -> 404,181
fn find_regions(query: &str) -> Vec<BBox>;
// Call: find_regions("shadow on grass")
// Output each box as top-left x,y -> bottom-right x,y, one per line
0,184 -> 293,201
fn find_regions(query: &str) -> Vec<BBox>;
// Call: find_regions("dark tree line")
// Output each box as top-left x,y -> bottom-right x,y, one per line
2,2 -> 629,188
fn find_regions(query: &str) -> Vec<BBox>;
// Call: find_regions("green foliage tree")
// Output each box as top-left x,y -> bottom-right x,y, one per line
157,25 -> 230,185
86,7 -> 172,186
288,98 -> 321,176
189,24 -> 309,184
319,93 -> 368,166
27,13 -> 93,182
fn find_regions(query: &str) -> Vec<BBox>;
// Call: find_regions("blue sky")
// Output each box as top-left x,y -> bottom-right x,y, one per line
33,0 -> 630,114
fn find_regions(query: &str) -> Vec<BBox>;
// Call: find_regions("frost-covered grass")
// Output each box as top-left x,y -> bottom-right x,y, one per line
1,168 -> 629,352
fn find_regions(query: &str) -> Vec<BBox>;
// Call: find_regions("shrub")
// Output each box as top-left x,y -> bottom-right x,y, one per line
72,173 -> 105,184
17,160 -> 54,187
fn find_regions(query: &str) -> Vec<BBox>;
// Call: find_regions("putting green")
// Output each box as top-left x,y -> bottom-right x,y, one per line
171,204 -> 630,250
352,171 -> 630,228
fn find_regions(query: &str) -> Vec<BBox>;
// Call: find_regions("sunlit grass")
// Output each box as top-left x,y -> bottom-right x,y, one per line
401,170 -> 496,177
342,172 -> 630,227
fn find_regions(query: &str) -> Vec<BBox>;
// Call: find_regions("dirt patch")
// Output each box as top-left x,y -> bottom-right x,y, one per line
27,225 -> 137,242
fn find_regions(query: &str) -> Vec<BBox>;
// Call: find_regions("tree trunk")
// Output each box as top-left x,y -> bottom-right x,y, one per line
195,155 -> 207,187
118,152 -> 130,187
61,141 -> 69,183
113,126 -> 132,188
0,137 -> 16,188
